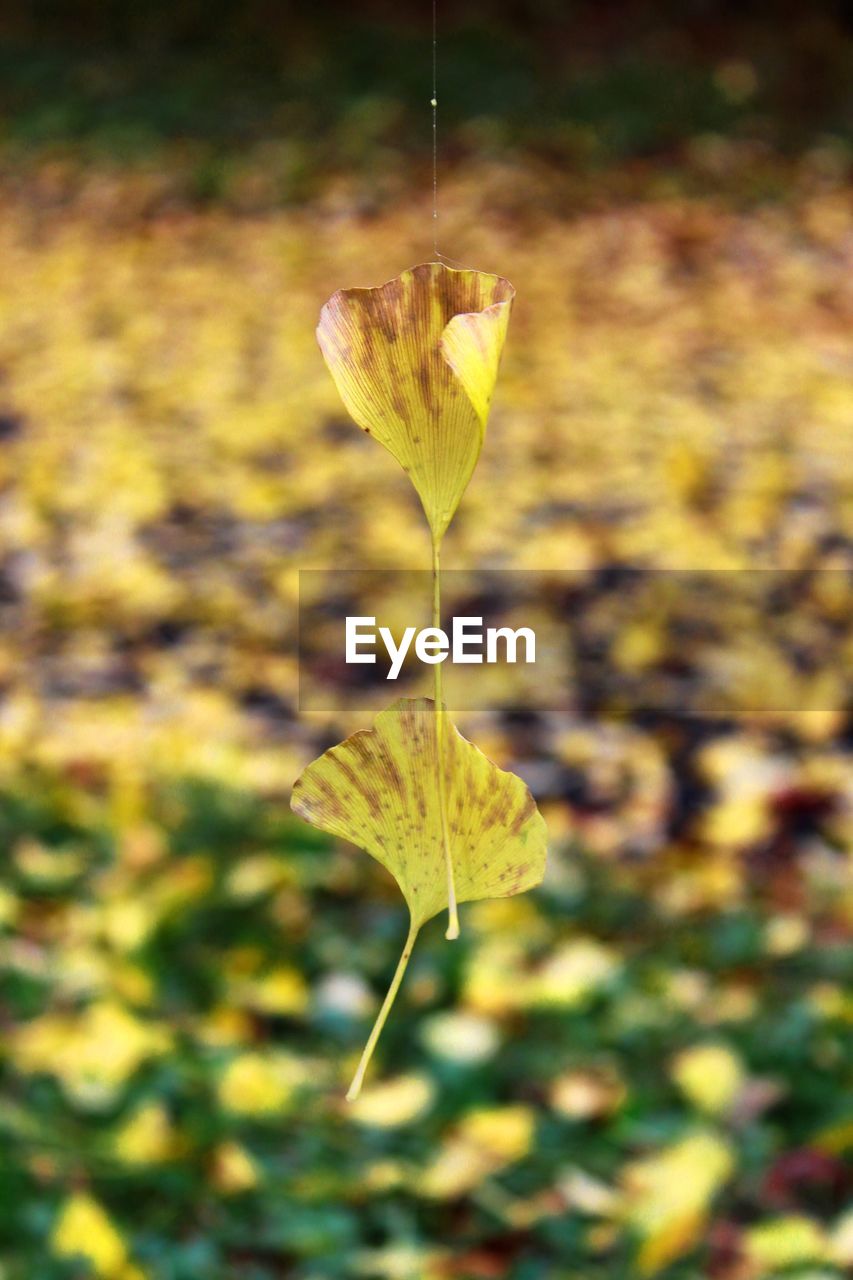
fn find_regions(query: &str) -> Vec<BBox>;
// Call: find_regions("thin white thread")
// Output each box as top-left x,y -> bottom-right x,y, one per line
431,0 -> 438,259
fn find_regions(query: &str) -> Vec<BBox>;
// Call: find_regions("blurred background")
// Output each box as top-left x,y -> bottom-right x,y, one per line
1,2 -> 852,1277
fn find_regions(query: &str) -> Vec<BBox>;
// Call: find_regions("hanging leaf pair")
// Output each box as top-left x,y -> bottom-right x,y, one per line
292,263 -> 547,1098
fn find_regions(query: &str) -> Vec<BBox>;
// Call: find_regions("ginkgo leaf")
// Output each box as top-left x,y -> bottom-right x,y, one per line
291,697 -> 545,928
290,697 -> 547,1097
317,263 -> 514,541
620,1130 -> 734,1274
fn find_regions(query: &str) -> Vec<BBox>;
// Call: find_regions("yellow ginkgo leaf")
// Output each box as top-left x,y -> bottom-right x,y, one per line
620,1130 -> 734,1274
317,262 -> 514,541
292,698 -> 545,928
348,1072 -> 436,1128
291,697 -> 546,1098
670,1043 -> 745,1115
417,1104 -> 535,1199
51,1192 -> 128,1277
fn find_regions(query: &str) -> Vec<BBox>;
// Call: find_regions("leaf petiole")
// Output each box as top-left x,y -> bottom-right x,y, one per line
346,921 -> 420,1101
432,534 -> 459,940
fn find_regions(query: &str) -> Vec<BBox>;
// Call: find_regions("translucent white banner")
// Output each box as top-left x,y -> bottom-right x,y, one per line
298,569 -> 853,717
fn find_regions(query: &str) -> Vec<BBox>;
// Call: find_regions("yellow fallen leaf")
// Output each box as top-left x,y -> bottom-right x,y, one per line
51,1192 -> 128,1277
217,1052 -> 301,1116
526,938 -> 619,1008
701,794 -> 769,847
745,1216 -> 829,1269
352,1243 -> 448,1279
348,1073 -> 435,1128
228,966 -> 309,1017
558,1167 -> 620,1215
463,938 -> 528,1015
670,1043 -> 745,1115
620,1130 -> 734,1274
0,884 -> 17,928
291,697 -> 546,1097
764,913 -> 810,955
12,1001 -> 170,1109
420,1010 -> 500,1063
112,1102 -> 175,1165
212,1141 -> 261,1194
831,1206 -> 853,1267
550,1067 -> 626,1120
14,838 -> 85,884
418,1104 -> 535,1199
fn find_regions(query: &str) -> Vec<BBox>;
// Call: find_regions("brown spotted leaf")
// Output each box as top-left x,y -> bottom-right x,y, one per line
291,698 -> 546,929
317,263 -> 514,541
290,698 -> 547,1097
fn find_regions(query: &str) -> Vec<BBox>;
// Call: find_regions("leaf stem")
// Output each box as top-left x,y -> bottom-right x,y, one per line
346,922 -> 419,1101
432,534 -> 459,940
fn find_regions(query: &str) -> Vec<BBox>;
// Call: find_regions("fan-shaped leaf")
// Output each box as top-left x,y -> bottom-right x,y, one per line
290,698 -> 546,1095
291,698 -> 546,928
316,263 -> 514,540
